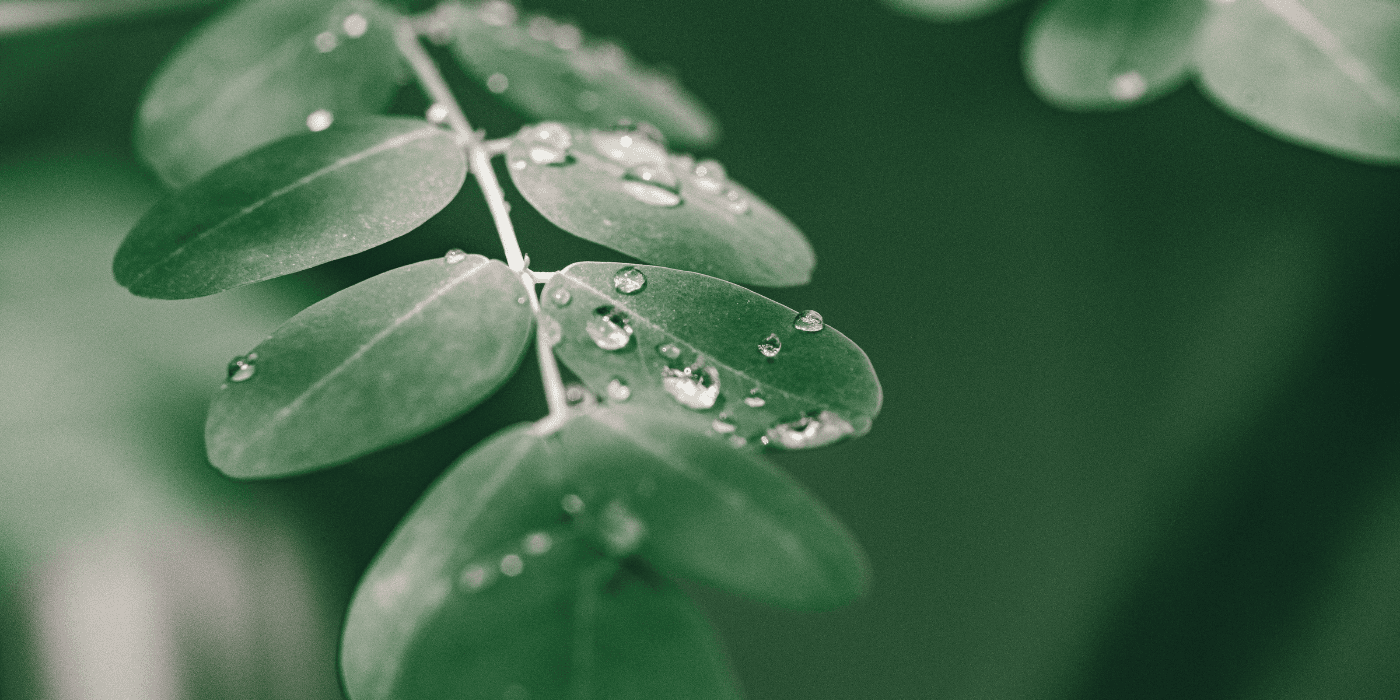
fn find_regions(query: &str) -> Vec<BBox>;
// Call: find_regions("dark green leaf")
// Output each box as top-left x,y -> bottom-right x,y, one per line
882,0 -> 1024,21
1196,0 -> 1400,164
1025,0 -> 1206,109
205,254 -> 531,479
136,0 -> 405,187
114,117 -> 467,299
508,125 -> 815,287
542,262 -> 881,449
444,1 -> 718,148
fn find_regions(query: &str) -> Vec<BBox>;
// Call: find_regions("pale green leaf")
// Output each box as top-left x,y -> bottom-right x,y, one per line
1025,0 -> 1206,109
444,0 -> 718,148
1196,0 -> 1400,164
205,255 -> 531,479
508,125 -> 815,287
114,117 -> 467,299
542,262 -> 881,449
136,0 -> 405,187
883,0 -> 1024,21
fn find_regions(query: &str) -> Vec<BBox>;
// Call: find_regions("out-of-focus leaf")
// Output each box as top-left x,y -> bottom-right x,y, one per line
205,255 -> 531,479
508,124 -> 815,287
882,0 -> 1024,21
444,0 -> 717,148
1196,0 -> 1400,164
114,117 -> 466,299
136,0 -> 405,187
541,262 -> 880,449
1025,0 -> 1206,109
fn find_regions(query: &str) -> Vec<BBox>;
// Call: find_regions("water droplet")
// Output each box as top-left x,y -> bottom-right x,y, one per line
729,435 -> 749,448
511,159 -> 527,170
1110,71 -> 1147,101
600,500 -> 646,557
711,418 -> 737,434
606,378 -> 631,402
744,388 -> 766,408
314,31 -> 337,53
758,332 -> 781,358
527,15 -> 555,42
549,287 -> 571,306
722,189 -> 751,215
528,146 -> 568,165
691,159 -> 727,193
227,355 -> 256,382
342,13 -> 368,38
516,296 -> 527,305
538,315 -> 562,346
526,122 -> 572,150
487,72 -> 509,93
612,266 -> 647,294
591,129 -> 668,166
523,532 -> 552,555
499,553 -> 524,577
459,564 -> 490,590
576,90 -> 602,112
661,359 -> 720,410
657,342 -> 681,360
551,23 -> 582,50
479,0 -> 517,26
794,310 -> 824,332
425,103 -> 449,123
306,109 -> 333,132
622,181 -> 682,207
764,410 -> 855,450
624,163 -> 679,192
561,493 -> 585,514
443,248 -> 468,264
586,306 -> 633,351
564,384 -> 595,408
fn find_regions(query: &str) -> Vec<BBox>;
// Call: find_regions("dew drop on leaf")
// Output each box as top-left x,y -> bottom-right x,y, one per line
711,417 -> 737,434
612,265 -> 647,294
528,122 -> 572,149
443,248 -> 468,264
656,342 -> 681,360
600,500 -> 646,557
794,309 -> 824,332
314,31 -> 337,53
524,532 -> 553,555
592,128 -> 668,165
661,360 -> 720,410
722,189 -> 751,215
561,493 -> 585,514
622,181 -> 682,207
564,384 -> 590,406
624,163 -> 679,192
586,305 -> 634,351
691,159 -> 727,193
486,72 -> 509,94
758,332 -> 782,358
499,553 -> 524,577
765,410 -> 855,450
425,103 -> 449,123
528,145 -> 568,165
459,563 -> 490,591
1109,71 -> 1148,102
549,287 -> 571,306
551,23 -> 582,51
306,109 -> 333,132
744,388 -> 766,408
729,434 -> 749,448
479,0 -> 517,26
606,377 -> 631,402
342,13 -> 368,38
227,354 -> 257,382
510,159 -> 527,170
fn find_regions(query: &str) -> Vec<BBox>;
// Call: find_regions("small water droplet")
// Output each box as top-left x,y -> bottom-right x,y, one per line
622,181 -> 682,207
657,342 -> 681,360
576,90 -> 602,112
591,129 -> 668,166
758,332 -> 781,358
516,296 -> 527,305
314,31 -> 337,53
711,418 -> 737,434
722,189 -> 751,215
794,309 -> 824,332
227,355 -> 256,382
306,109 -> 333,132
661,359 -> 720,410
523,531 -> 553,555
551,23 -> 582,50
342,13 -> 368,38
425,103 -> 449,123
625,163 -> 679,192
586,306 -> 633,351
459,564 -> 490,590
691,159 -> 727,193
529,122 -> 572,150
606,378 -> 631,402
527,15 -> 555,42
443,248 -> 468,264
538,315 -> 562,346
764,410 -> 855,450
528,146 -> 568,165
487,72 -> 509,93
600,500 -> 646,557
729,434 -> 749,448
744,388 -> 766,408
479,0 -> 517,26
550,287 -> 571,306
561,493 -> 585,514
564,384 -> 594,408
1109,71 -> 1147,102
511,159 -> 527,170
499,553 -> 524,577
612,266 -> 647,294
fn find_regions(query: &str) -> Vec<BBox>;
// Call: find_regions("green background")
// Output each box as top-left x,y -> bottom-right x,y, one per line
3,0 -> 1399,698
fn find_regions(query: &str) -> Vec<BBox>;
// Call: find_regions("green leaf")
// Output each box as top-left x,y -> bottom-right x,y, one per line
444,1 -> 718,148
136,0 -> 405,187
1025,0 -> 1206,109
541,262 -> 881,449
508,125 -> 816,287
114,117 -> 467,299
1196,0 -> 1400,164
882,0 -> 1024,21
205,254 -> 531,479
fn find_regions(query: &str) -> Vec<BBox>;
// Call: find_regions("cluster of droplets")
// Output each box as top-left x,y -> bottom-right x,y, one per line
304,13 -> 371,133
458,529 -> 557,594
227,353 -> 257,382
762,410 -> 856,450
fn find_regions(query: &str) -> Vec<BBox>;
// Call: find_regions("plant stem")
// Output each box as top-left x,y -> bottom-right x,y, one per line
395,18 -> 570,420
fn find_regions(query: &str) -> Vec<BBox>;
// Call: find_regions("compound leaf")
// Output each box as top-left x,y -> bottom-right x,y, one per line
1025,0 -> 1206,109
115,117 -> 467,299
444,0 -> 718,148
1196,0 -> 1400,164
542,262 -> 881,450
206,254 -> 530,479
883,0 -> 1025,21
137,0 -> 406,187
508,125 -> 815,287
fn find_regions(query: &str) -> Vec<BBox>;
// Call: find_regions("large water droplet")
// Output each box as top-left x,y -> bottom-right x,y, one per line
306,109 -> 333,132
586,306 -> 633,351
550,287 -> 571,306
624,163 -> 679,192
794,309 -> 824,332
227,354 -> 257,382
524,531 -> 553,555
656,343 -> 681,360
722,189 -> 751,215
661,359 -> 720,410
764,410 -> 855,450
538,315 -> 562,346
612,266 -> 646,294
591,129 -> 668,166
691,159 -> 727,193
443,248 -> 468,264
758,333 -> 781,358
499,553 -> 524,577
622,181 -> 682,207
600,500 -> 646,557
606,378 -> 631,402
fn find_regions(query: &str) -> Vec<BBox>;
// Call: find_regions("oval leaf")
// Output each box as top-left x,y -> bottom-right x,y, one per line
542,262 -> 881,448
136,0 -> 405,187
1196,0 -> 1400,164
1025,0 -> 1206,109
443,0 -> 718,148
206,254 -> 531,479
114,117 -> 467,299
882,0 -> 1024,21
508,124 -> 815,287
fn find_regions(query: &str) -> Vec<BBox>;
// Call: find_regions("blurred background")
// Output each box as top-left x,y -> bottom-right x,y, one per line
3,0 -> 1399,698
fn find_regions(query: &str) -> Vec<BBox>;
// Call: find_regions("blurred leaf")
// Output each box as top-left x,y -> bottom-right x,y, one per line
0,0 -> 218,37
115,117 -> 467,299
1196,0 -> 1400,164
882,0 -> 1024,21
542,262 -> 881,448
444,0 -> 718,148
136,0 -> 405,187
508,124 -> 815,287
205,254 -> 531,479
1025,0 -> 1206,109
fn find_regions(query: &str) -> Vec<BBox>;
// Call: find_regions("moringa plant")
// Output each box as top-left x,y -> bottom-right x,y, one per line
112,0 -> 881,697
